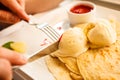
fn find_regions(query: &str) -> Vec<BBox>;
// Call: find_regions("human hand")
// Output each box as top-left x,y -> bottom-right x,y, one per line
0,47 -> 27,80
0,0 -> 29,24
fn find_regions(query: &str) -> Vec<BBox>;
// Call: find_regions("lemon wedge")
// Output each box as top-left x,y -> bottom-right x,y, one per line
10,42 -> 26,53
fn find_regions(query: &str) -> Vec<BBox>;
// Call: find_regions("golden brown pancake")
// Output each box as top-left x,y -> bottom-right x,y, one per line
45,55 -> 73,80
58,56 -> 80,75
70,72 -> 84,80
77,40 -> 120,80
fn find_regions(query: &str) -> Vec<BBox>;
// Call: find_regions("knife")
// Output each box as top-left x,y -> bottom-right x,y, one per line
13,41 -> 59,80
28,41 -> 59,62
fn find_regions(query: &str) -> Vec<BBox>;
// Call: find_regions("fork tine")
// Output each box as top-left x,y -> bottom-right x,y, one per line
43,26 -> 60,41
43,28 -> 58,41
28,15 -> 61,41
33,22 -> 61,42
39,25 -> 60,42
45,27 -> 60,39
47,26 -> 60,38
41,28 -> 57,41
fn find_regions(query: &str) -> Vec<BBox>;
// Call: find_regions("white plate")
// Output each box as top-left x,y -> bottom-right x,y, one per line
0,21 -> 56,59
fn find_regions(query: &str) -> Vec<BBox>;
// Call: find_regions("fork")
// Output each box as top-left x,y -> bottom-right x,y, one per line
37,23 -> 61,42
28,15 -> 61,41
29,21 -> 61,42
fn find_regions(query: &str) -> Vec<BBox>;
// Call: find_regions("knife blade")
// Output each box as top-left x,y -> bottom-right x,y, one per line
28,41 -> 59,62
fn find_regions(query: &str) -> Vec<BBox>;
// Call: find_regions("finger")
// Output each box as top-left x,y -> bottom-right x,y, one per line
17,0 -> 25,10
0,0 -> 29,21
0,47 -> 27,65
0,10 -> 20,24
0,58 -> 12,80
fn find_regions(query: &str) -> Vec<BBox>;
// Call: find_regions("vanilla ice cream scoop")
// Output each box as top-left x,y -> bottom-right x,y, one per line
58,27 -> 88,57
87,19 -> 117,48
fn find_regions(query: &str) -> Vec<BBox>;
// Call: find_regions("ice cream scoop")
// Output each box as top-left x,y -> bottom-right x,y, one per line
58,27 -> 88,57
87,19 -> 117,48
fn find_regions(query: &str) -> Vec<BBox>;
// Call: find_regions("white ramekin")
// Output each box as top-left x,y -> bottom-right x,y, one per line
66,1 -> 96,26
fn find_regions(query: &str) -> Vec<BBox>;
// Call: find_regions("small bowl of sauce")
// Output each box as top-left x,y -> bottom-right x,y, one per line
70,5 -> 93,14
67,1 -> 96,26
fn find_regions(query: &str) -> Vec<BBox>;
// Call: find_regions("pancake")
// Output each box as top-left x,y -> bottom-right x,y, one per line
77,40 -> 120,80
45,55 -> 73,80
58,56 -> 80,75
70,72 -> 84,80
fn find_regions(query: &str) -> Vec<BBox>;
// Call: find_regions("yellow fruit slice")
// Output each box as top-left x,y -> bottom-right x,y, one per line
10,42 -> 26,53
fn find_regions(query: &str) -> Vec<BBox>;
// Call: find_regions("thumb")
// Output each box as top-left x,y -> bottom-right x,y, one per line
0,58 -> 12,80
0,47 -> 27,65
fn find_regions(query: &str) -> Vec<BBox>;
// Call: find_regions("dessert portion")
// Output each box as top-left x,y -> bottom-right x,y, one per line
56,27 -> 88,57
45,18 -> 120,80
76,19 -> 117,48
46,27 -> 88,80
87,19 -> 117,48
